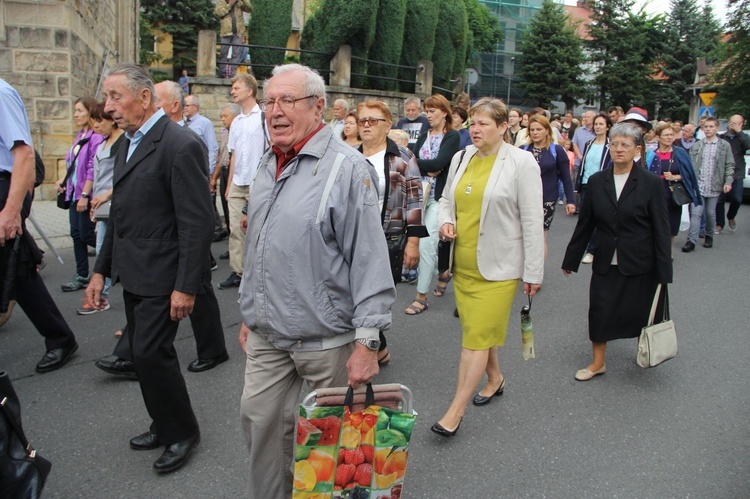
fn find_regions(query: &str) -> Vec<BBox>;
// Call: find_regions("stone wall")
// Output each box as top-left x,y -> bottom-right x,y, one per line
0,0 -> 138,200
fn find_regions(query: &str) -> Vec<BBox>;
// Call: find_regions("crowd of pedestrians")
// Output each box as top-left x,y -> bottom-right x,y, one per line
1,60 -> 748,496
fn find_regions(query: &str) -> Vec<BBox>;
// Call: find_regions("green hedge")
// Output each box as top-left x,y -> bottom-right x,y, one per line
368,0 -> 408,91
398,0 -> 439,93
300,0 -> 379,86
248,0 -> 293,80
432,0 -> 468,96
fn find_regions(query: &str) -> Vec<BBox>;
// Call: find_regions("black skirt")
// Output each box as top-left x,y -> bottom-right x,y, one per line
588,265 -> 665,343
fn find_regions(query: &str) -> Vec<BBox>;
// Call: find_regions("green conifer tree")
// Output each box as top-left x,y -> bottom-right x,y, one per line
518,0 -> 585,109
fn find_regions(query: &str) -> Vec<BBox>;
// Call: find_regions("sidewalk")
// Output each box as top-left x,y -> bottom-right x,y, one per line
27,200 -> 74,258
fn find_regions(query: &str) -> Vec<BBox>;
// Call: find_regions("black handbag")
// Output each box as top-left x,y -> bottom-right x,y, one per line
57,136 -> 90,210
386,232 -> 407,284
0,371 -> 51,499
669,180 -> 692,206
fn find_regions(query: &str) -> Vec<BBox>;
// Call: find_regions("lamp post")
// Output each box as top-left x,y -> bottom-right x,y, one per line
507,56 -> 515,105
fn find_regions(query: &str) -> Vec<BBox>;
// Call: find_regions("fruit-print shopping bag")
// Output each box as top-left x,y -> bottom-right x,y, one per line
295,383 -> 417,499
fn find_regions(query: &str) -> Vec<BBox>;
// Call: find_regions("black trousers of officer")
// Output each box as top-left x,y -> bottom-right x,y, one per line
0,175 -> 76,351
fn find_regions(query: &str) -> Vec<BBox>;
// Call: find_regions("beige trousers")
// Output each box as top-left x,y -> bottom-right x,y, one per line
227,181 -> 249,275
240,331 -> 353,498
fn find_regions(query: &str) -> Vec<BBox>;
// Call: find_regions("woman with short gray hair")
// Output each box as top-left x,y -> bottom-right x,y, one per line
562,123 -> 672,381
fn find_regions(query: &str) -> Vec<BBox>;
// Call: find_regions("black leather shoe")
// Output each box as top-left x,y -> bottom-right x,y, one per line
472,378 -> 506,406
218,272 -> 241,289
153,433 -> 200,474
188,353 -> 229,372
95,356 -> 137,380
212,229 -> 228,242
681,241 -> 695,253
430,419 -> 461,438
703,236 -> 713,248
36,343 -> 79,373
219,251 -> 230,260
130,431 -> 162,450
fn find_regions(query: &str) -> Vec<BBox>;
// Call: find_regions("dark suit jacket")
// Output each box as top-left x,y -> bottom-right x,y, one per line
95,114 -> 214,296
562,164 -> 673,284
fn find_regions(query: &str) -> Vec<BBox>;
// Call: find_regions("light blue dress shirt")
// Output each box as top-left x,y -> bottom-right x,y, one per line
125,108 -> 166,161
0,78 -> 34,172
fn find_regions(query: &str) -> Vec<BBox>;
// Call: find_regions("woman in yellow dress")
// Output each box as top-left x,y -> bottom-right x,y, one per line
432,98 -> 545,437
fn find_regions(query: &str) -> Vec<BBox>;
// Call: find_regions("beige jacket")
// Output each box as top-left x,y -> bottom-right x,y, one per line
215,0 -> 253,37
438,143 -> 544,284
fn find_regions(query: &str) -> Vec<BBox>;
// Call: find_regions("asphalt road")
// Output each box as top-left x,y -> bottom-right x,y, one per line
1,209 -> 748,498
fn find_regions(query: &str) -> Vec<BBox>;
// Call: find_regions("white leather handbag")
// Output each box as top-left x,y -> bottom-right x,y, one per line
637,284 -> 677,368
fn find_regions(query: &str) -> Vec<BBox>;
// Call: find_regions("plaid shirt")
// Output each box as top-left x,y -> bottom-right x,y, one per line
375,138 -> 428,238
698,138 -> 719,196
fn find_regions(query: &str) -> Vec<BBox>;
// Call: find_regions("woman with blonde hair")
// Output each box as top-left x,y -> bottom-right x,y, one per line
432,97 -> 543,436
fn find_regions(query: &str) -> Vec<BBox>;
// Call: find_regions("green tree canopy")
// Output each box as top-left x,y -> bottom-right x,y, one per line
465,0 -> 503,55
712,0 -> 750,117
518,0 -> 585,110
586,0 -> 665,112
140,0 -> 219,75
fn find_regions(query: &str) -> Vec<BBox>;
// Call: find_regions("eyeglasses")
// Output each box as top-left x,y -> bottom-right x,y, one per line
260,95 -> 317,112
358,117 -> 387,126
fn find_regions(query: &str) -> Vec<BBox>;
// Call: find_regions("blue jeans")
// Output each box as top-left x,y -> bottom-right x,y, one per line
688,195 -> 719,243
96,220 -> 111,298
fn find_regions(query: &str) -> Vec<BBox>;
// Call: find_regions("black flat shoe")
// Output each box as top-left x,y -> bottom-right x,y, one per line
187,353 -> 229,372
153,433 -> 200,474
95,356 -> 138,380
35,343 -> 79,373
130,431 -> 162,450
472,378 -> 506,406
431,419 -> 461,438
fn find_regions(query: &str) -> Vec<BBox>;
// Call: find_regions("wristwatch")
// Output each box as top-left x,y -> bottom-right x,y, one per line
355,338 -> 381,351
241,203 -> 248,215
81,192 -> 89,199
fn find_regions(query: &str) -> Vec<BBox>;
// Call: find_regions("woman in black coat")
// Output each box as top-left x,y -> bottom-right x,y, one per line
562,123 -> 672,381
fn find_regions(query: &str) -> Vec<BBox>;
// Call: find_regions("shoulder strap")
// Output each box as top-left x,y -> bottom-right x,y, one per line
62,136 -> 91,184
315,153 -> 346,224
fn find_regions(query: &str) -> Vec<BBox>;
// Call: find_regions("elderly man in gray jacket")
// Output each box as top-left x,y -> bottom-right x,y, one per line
237,64 -> 395,498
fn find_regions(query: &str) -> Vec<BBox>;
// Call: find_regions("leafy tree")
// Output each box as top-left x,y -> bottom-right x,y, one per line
140,0 -> 219,75
398,0 -> 439,92
248,0 -> 294,80
712,0 -> 750,117
586,0 -> 664,111
518,0 -> 585,110
369,0 -> 408,91
139,16 -> 162,66
464,0 -> 503,55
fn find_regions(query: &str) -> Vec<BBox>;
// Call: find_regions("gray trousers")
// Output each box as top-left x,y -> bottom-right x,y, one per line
240,332 -> 353,498
688,195 -> 719,242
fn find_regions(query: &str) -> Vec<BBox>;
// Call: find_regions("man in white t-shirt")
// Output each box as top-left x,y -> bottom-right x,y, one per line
221,73 -> 267,289
328,99 -> 348,137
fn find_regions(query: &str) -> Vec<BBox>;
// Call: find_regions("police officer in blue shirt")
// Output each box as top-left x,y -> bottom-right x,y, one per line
0,78 -> 79,373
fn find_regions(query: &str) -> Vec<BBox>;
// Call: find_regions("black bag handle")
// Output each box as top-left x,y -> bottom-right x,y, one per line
59,136 -> 91,191
344,383 -> 375,410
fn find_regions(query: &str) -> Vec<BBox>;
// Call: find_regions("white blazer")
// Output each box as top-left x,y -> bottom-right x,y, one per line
437,143 -> 544,284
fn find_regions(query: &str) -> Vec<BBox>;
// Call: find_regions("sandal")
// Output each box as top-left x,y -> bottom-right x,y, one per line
433,272 -> 452,297
378,349 -> 391,366
405,299 -> 429,315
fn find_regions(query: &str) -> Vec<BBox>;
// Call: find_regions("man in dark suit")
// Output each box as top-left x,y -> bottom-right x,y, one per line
86,63 -> 211,474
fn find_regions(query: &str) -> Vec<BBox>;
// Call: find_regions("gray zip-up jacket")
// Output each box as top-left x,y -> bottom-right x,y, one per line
690,138 -> 734,194
239,126 -> 395,351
